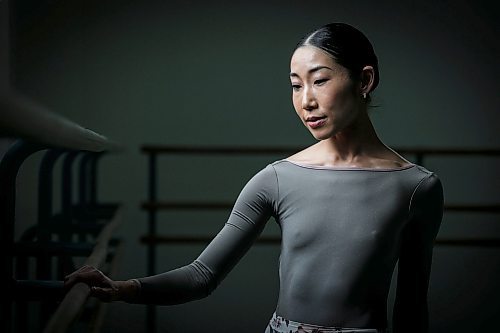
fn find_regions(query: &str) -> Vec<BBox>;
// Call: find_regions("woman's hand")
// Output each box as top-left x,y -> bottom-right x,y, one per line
64,265 -> 140,302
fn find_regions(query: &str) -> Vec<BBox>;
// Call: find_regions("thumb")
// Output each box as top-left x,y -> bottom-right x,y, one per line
90,286 -> 119,302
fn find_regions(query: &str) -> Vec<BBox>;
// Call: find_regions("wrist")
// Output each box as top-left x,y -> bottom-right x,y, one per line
118,279 -> 141,303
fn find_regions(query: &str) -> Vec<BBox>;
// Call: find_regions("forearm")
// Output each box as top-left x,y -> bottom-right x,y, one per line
125,260 -> 216,305
393,267 -> 430,333
120,165 -> 276,305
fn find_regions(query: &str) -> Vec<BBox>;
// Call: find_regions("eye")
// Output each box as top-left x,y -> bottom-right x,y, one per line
314,78 -> 329,86
291,84 -> 302,91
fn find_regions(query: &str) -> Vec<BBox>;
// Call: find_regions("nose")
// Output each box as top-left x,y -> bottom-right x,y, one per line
301,87 -> 318,110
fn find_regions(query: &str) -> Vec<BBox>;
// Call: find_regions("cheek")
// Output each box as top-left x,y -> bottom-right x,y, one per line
292,94 -> 302,113
322,84 -> 356,110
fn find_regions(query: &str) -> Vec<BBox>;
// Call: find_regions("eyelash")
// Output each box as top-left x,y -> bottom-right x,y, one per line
314,78 -> 328,85
291,78 -> 329,91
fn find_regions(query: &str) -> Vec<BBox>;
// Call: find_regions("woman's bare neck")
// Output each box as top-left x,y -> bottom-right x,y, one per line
287,125 -> 412,169
288,111 -> 413,169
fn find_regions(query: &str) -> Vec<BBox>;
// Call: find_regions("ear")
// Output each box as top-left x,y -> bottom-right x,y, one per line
360,65 -> 375,95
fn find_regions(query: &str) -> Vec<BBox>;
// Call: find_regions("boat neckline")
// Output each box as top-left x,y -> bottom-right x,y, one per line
281,159 -> 417,172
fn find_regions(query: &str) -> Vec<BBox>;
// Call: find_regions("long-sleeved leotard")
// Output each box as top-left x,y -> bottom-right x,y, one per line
133,159 -> 444,330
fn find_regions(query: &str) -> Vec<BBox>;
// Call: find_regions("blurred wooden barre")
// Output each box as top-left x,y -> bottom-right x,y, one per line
0,90 -> 121,152
1,89 -> 123,333
43,207 -> 123,333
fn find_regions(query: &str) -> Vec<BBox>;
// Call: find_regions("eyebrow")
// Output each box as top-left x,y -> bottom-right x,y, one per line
290,65 -> 333,77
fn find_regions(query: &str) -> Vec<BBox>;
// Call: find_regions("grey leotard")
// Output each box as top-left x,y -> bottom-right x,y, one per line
134,159 -> 444,329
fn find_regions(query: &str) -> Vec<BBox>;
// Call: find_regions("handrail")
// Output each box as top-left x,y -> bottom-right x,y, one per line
88,240 -> 124,333
140,235 -> 500,248
141,145 -> 299,154
1,90 -> 123,331
396,147 -> 500,155
141,144 -> 500,156
139,144 -> 500,217
0,90 -> 121,152
0,141 -> 46,333
43,207 -> 123,333
140,201 -> 500,213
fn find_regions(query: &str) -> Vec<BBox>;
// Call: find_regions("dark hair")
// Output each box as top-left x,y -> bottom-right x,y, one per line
295,23 -> 379,99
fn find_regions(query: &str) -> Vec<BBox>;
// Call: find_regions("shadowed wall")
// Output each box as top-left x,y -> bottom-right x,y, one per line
9,0 -> 500,332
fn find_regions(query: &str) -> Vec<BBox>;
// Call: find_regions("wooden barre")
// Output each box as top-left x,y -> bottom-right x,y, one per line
141,235 -> 280,244
140,235 -> 500,247
43,207 -> 123,333
88,240 -> 125,333
141,145 -> 299,154
140,145 -> 500,156
141,201 -> 500,213
141,201 -> 233,210
444,204 -> 500,212
0,91 -> 121,152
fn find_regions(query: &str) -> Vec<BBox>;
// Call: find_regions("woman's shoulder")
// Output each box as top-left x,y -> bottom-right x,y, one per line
284,145 -> 317,164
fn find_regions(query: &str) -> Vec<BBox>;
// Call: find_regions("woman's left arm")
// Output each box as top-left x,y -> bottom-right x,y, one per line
393,173 -> 444,333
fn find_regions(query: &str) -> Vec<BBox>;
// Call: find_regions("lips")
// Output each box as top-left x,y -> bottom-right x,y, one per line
306,116 -> 327,122
306,116 -> 327,129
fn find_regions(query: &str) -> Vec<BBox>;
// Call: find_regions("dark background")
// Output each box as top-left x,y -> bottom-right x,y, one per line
2,0 -> 500,332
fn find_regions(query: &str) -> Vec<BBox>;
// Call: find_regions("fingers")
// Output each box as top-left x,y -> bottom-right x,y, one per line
64,265 -> 97,281
64,265 -> 124,302
64,265 -> 113,290
64,265 -> 93,281
90,286 -> 120,302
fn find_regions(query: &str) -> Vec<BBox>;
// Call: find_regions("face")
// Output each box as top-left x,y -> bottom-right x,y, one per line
290,46 -> 364,141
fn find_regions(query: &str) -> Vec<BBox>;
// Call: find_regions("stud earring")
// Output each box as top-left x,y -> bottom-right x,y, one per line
362,93 -> 367,99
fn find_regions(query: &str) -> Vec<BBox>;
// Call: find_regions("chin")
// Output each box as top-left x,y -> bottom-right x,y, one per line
310,131 -> 331,141
305,121 -> 338,141
306,127 -> 333,141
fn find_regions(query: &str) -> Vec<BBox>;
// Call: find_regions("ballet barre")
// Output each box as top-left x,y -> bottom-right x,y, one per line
140,144 -> 500,247
0,91 -> 122,332
43,207 -> 123,333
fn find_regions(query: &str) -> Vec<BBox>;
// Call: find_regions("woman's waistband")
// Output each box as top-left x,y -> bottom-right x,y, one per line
267,312 -> 387,333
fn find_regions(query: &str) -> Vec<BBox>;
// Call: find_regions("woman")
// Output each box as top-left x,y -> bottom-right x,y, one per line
65,23 -> 444,333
